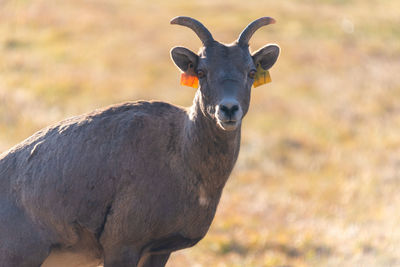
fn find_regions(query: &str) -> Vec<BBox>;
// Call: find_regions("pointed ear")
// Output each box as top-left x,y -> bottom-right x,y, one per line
252,44 -> 280,70
170,47 -> 199,76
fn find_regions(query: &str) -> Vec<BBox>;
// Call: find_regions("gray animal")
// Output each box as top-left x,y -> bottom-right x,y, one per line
0,16 -> 279,267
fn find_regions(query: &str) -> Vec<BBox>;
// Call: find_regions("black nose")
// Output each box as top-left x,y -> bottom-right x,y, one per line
219,102 -> 239,118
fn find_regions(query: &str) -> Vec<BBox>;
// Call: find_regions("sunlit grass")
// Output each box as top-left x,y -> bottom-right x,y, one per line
0,0 -> 399,266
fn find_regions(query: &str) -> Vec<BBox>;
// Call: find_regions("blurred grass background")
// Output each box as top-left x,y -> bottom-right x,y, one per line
1,0 -> 400,266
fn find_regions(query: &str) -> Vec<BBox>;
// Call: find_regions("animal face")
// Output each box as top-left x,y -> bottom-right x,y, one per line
171,17 -> 280,131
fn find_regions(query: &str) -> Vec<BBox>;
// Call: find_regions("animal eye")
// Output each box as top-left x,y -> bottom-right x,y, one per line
248,69 -> 257,79
197,70 -> 205,78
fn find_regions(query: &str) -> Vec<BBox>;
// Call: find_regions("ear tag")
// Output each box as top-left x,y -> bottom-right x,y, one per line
253,63 -> 272,88
180,72 -> 199,88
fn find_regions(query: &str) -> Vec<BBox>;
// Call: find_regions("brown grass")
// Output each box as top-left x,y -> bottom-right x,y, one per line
1,0 -> 399,266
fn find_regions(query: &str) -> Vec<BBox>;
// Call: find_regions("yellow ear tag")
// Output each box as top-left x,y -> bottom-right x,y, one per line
180,73 -> 199,88
253,64 -> 272,88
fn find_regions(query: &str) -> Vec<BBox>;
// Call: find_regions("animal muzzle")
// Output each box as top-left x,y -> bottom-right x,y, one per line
215,99 -> 243,131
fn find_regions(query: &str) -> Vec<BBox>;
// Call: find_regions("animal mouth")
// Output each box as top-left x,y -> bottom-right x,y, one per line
224,120 -> 237,125
218,119 -> 240,131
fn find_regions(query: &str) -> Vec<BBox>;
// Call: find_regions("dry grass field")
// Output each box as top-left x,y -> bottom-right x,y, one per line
1,0 -> 399,266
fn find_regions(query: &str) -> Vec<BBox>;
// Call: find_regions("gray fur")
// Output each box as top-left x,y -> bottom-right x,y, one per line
0,17 -> 279,267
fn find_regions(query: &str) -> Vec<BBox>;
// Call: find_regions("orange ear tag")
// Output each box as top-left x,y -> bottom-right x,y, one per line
180,73 -> 199,88
253,63 -> 272,88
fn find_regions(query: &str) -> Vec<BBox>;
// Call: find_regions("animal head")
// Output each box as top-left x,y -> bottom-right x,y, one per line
171,16 -> 280,131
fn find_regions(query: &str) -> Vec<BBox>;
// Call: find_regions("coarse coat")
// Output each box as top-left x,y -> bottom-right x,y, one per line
0,99 -> 239,266
0,16 -> 279,267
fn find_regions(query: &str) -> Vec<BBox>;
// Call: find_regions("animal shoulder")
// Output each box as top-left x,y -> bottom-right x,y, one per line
51,100 -> 185,135
78,100 -> 185,123
2,100 -> 185,157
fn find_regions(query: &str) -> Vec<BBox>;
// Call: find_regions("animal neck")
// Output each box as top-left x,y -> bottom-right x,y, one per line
183,90 -> 241,192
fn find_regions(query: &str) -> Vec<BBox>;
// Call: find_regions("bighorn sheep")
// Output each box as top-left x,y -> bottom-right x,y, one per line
0,17 -> 279,266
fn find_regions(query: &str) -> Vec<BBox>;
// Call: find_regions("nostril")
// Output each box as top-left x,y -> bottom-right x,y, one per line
231,105 -> 239,113
220,105 -> 230,114
219,103 -> 239,118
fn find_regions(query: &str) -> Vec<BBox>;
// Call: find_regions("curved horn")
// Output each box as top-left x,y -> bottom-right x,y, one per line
171,16 -> 214,46
237,17 -> 276,46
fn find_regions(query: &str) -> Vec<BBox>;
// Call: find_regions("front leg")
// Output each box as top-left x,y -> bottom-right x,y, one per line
138,253 -> 171,267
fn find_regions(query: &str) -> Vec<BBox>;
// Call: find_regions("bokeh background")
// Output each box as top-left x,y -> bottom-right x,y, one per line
1,0 -> 399,266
